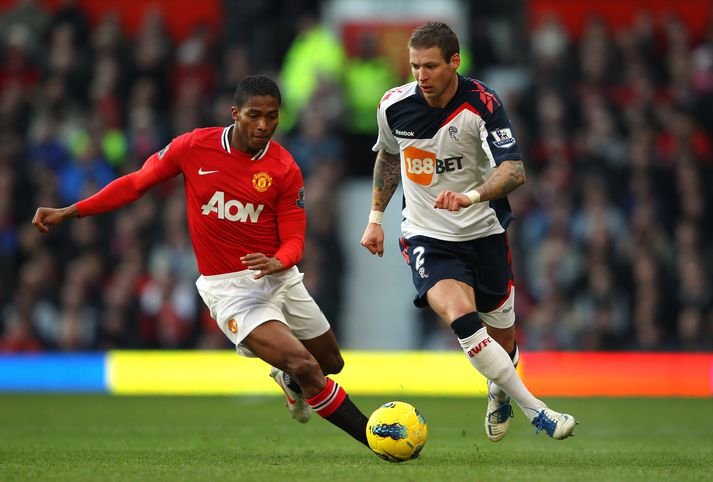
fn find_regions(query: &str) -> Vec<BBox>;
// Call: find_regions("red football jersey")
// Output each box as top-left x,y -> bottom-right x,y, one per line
76,126 -> 306,275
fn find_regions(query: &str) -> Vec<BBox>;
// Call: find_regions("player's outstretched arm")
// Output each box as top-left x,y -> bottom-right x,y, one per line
32,141 -> 182,233
434,160 -> 526,211
361,150 -> 400,257
32,205 -> 79,234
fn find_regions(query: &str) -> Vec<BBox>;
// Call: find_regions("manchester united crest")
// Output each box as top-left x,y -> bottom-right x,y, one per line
252,172 -> 272,192
228,319 -> 238,334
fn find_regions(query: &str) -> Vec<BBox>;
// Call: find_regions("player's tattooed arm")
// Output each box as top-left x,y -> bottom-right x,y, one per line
362,150 -> 400,256
371,150 -> 401,211
475,160 -> 526,201
434,160 -> 525,211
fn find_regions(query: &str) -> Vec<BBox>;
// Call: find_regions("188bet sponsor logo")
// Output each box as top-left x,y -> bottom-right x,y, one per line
403,146 -> 463,185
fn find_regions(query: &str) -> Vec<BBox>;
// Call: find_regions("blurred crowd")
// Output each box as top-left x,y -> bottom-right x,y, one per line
0,0 -> 346,351
0,0 -> 711,352
506,10 -> 713,351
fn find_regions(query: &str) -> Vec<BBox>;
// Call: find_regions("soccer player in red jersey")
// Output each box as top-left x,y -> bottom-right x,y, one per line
32,75 -> 370,448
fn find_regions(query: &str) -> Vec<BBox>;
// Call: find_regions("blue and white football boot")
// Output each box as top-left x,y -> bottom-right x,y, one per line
484,384 -> 514,442
531,408 -> 578,439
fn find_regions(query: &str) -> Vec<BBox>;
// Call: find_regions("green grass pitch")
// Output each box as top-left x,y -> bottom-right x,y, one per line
1,395 -> 712,481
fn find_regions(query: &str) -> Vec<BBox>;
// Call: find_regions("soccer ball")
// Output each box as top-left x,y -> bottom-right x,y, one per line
366,401 -> 427,462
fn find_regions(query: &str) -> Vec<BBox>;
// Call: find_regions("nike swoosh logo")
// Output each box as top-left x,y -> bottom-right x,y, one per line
198,168 -> 219,175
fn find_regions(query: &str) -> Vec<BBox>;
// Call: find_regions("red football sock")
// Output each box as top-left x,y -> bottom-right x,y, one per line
306,378 -> 368,446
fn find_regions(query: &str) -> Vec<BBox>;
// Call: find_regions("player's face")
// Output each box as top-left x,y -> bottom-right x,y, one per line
231,95 -> 280,155
409,47 -> 460,108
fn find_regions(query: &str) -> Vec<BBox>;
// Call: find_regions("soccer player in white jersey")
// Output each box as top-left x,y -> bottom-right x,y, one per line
33,75 -> 372,450
361,22 -> 577,441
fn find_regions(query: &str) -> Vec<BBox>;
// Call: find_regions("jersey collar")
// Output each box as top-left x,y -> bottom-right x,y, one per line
221,125 -> 271,160
415,74 -> 464,109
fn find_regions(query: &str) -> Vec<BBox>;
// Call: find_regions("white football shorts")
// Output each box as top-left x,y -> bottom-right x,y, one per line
195,266 -> 330,357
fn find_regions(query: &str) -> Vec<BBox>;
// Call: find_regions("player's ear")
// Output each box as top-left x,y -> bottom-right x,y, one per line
449,52 -> 461,70
230,106 -> 240,121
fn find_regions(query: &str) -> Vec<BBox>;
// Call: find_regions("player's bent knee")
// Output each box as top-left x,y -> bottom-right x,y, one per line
286,355 -> 322,384
322,353 -> 344,375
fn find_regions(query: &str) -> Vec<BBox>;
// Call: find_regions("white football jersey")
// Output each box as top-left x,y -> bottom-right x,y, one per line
373,75 -> 522,241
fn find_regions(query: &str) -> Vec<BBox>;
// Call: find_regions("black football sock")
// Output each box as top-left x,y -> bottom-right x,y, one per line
509,341 -> 520,367
283,372 -> 302,394
306,378 -> 369,447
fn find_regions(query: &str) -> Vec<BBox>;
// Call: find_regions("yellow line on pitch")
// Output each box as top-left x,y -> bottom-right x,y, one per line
107,350 -> 493,396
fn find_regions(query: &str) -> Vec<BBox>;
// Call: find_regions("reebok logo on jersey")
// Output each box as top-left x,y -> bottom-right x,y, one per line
491,128 -> 516,148
403,146 -> 464,186
198,168 -> 219,175
201,191 -> 264,222
395,129 -> 415,137
466,336 -> 493,357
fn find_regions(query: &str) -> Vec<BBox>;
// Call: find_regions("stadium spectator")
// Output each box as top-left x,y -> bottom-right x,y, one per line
342,31 -> 399,175
279,15 -> 345,130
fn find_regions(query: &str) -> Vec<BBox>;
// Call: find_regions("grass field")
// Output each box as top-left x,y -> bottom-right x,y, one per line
1,395 -> 712,481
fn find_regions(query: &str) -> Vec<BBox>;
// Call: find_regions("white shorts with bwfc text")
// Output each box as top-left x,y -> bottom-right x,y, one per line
196,266 -> 330,357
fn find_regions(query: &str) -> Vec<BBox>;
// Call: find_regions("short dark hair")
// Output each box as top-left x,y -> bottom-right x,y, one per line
408,22 -> 460,63
233,75 -> 282,107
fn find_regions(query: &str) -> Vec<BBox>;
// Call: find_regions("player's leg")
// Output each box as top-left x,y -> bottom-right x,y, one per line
484,326 -> 518,409
471,233 -> 519,440
426,281 -> 576,439
197,269 -> 360,434
244,320 -> 369,446
481,323 -> 518,441
401,236 -> 537,418
476,233 -> 577,440
300,328 -> 345,375
482,323 -> 519,441
425,278 -> 543,417
268,276 -> 345,418
269,329 -> 344,423
486,325 -> 515,353
401,235 -> 576,439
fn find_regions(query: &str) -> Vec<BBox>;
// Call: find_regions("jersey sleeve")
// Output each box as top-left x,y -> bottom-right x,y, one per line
76,134 -> 187,217
273,163 -> 307,269
372,95 -> 401,154
483,99 -> 523,165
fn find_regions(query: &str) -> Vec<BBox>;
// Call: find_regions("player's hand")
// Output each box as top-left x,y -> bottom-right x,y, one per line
360,223 -> 385,257
241,253 -> 284,279
434,191 -> 472,211
32,206 -> 75,234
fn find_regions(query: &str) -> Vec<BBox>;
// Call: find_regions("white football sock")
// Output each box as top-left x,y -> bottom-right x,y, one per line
459,327 -> 545,420
489,345 -> 519,402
